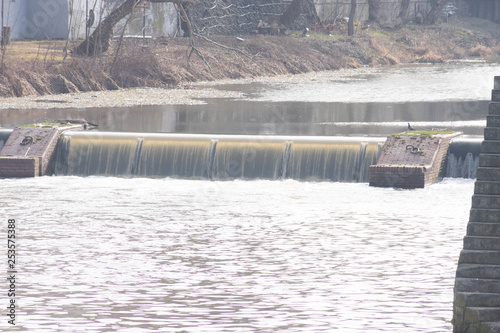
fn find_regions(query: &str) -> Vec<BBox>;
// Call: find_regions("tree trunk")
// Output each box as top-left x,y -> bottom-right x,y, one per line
398,0 -> 410,21
424,0 -> 447,24
348,0 -> 356,36
280,0 -> 305,28
303,0 -> 322,27
279,0 -> 321,28
367,0 -> 380,23
74,0 -> 200,56
74,0 -> 140,56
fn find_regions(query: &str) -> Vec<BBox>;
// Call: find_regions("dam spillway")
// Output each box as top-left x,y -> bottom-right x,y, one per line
54,132 -> 386,182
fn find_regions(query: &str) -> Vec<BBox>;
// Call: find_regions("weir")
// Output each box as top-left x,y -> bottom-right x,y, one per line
0,128 -> 484,181
54,132 -> 386,182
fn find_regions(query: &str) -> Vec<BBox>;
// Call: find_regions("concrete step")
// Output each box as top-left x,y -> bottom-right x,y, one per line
456,264 -> 500,279
477,167 -> 500,181
475,181 -> 500,195
494,90 -> 500,102
480,155 -> 500,168
495,76 -> 500,90
456,278 -> 500,293
472,195 -> 500,209
489,103 -> 500,116
459,250 -> 500,265
485,127 -> 500,140
466,307 -> 500,324
455,292 -> 500,307
468,223 -> 500,237
483,322 -> 500,333
482,141 -> 500,154
464,236 -> 500,251
470,209 -> 500,223
487,115 -> 500,128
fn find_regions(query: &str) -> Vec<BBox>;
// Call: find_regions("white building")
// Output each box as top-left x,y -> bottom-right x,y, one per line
1,0 -> 178,41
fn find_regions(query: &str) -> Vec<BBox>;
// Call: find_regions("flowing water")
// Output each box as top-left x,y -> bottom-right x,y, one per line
54,132 -> 385,182
1,177 -> 473,333
1,61 -> 499,332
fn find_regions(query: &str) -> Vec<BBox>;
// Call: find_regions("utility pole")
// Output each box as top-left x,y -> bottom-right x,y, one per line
1,0 -> 4,48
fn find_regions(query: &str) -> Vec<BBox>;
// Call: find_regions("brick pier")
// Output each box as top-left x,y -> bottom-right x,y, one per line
369,131 -> 461,188
453,76 -> 500,333
0,123 -> 82,178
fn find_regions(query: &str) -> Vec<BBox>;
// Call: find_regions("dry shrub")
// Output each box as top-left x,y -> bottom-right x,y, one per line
416,50 -> 443,63
54,60 -> 107,92
47,75 -> 79,94
468,44 -> 491,57
413,47 -> 429,56
385,54 -> 399,65
369,37 -> 389,55
23,71 -> 51,95
110,43 -> 178,88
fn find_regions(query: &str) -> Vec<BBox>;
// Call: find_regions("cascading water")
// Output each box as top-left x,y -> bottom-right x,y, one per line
287,140 -> 382,182
54,132 -> 386,182
0,129 -> 12,151
212,139 -> 290,180
446,137 -> 482,178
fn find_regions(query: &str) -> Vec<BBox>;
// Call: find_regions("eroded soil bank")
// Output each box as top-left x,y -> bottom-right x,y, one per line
0,18 -> 498,98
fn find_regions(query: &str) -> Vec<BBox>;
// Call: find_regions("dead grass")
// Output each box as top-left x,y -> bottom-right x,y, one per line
469,44 -> 492,57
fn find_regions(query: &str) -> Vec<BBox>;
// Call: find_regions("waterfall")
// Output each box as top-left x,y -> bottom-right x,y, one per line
54,132 -> 386,182
446,137 -> 482,178
212,138 -> 290,180
287,139 -> 383,182
55,133 -> 139,176
0,129 -> 13,151
136,138 -> 212,179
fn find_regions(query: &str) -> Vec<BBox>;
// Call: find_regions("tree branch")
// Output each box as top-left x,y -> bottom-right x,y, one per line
176,3 -> 211,72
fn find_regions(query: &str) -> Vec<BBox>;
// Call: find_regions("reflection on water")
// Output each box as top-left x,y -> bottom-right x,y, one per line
0,62 -> 496,136
1,177 -> 473,332
0,99 -> 490,137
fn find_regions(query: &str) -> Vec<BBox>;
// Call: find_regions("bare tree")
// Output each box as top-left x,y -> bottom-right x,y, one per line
348,0 -> 356,36
398,0 -> 410,21
279,0 -> 321,29
74,0 -> 200,56
424,0 -> 447,24
367,0 -> 380,23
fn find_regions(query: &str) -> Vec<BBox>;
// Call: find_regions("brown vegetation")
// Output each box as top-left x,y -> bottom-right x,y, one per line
0,17 -> 498,98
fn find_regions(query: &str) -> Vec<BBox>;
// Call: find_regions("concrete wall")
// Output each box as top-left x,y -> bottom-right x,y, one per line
0,157 -> 38,178
369,133 -> 459,188
0,125 -> 82,177
3,0 -> 68,40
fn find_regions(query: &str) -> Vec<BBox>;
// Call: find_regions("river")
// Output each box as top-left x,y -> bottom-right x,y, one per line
1,61 -> 499,332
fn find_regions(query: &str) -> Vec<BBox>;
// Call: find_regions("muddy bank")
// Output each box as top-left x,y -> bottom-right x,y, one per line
0,17 -> 498,98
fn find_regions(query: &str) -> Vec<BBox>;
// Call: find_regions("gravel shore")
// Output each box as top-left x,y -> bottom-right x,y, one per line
0,87 -> 243,110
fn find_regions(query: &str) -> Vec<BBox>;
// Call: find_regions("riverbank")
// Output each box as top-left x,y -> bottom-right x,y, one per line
0,17 -> 498,102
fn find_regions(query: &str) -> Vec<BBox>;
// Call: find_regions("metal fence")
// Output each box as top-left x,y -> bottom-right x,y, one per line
315,0 -> 435,23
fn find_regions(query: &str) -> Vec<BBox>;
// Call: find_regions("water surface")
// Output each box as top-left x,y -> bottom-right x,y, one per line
0,62 -> 497,136
1,177 -> 473,332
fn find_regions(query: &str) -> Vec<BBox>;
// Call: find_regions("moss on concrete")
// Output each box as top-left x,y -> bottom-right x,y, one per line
19,122 -> 67,128
392,130 -> 459,139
